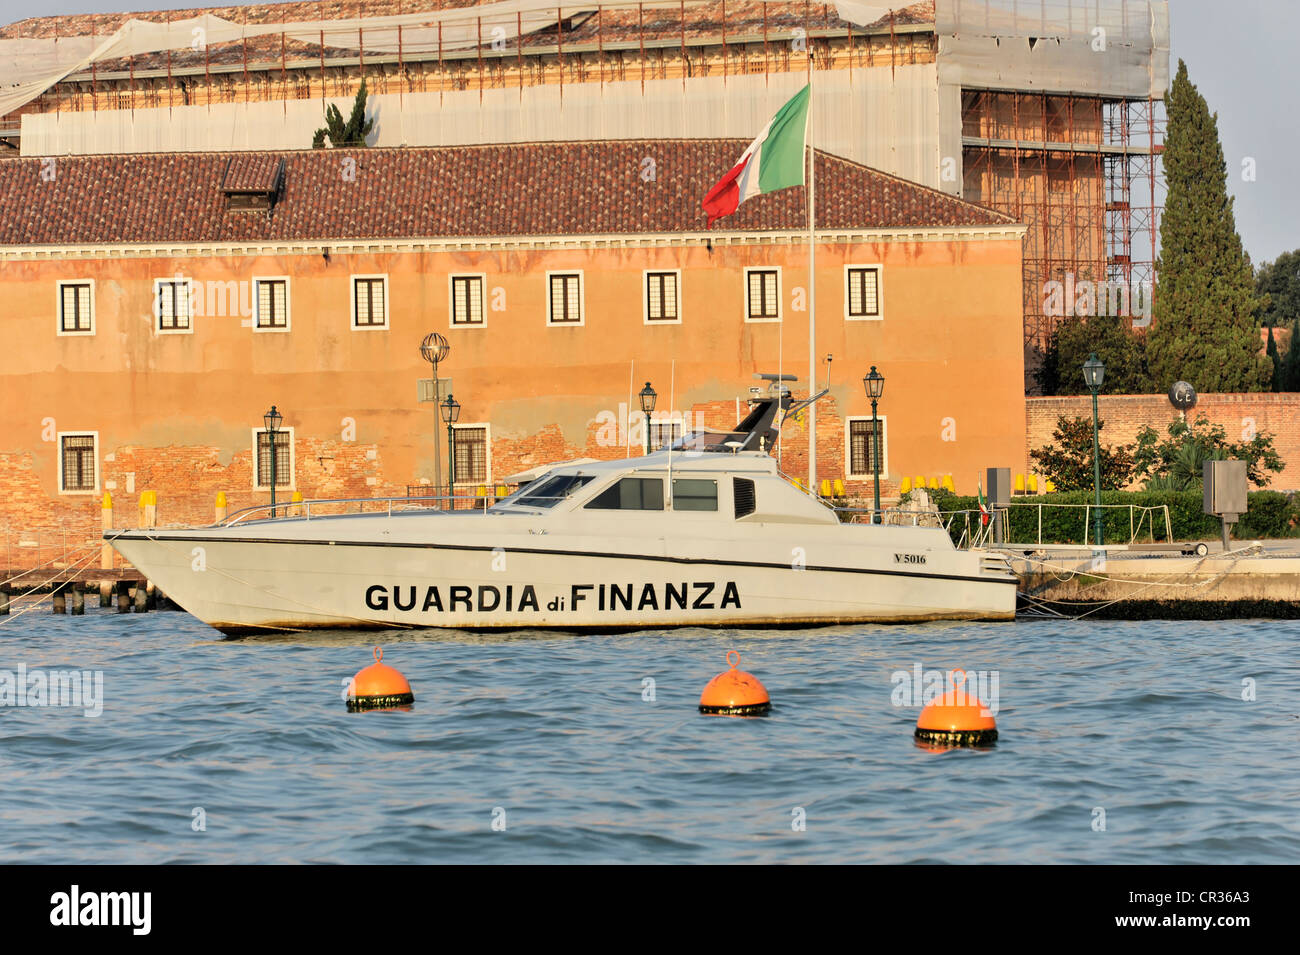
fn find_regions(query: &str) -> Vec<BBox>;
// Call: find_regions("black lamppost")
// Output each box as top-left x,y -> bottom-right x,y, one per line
638,381 -> 657,453
863,367 -> 885,523
420,332 -> 451,497
1083,353 -> 1106,547
440,393 -> 461,508
263,405 -> 283,518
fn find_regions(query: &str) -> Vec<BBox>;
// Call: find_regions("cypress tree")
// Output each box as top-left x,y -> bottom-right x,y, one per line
1266,325 -> 1282,392
1147,60 -> 1269,393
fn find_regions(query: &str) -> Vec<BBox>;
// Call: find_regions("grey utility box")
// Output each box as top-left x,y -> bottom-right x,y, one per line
1203,460 -> 1248,520
986,468 -> 1012,507
986,468 -> 1011,544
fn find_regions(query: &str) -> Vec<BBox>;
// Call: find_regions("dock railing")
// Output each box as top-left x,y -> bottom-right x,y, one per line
939,501 -> 1175,549
220,488 -> 516,526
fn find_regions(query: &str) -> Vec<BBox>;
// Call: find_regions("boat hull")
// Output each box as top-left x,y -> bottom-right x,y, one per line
109,526 -> 1018,635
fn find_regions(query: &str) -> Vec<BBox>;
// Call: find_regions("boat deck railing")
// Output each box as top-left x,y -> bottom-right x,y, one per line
220,491 -> 508,526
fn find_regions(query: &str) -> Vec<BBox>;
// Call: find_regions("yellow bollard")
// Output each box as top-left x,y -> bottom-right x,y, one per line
1028,475 -> 1039,494
289,490 -> 303,517
496,485 -> 508,498
215,491 -> 228,524
914,475 -> 926,492
942,474 -> 955,493
1014,473 -> 1026,495
100,492 -> 113,570
928,476 -> 940,489
820,479 -> 832,498
900,476 -> 912,494
833,479 -> 846,497
1045,479 -> 1057,493
140,490 -> 157,529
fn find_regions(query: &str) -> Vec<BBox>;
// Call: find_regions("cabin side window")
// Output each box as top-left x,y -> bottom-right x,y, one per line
733,478 -> 756,518
585,477 -> 665,511
672,479 -> 718,511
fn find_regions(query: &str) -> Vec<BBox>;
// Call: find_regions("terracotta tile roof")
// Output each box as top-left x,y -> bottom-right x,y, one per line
0,139 -> 1012,247
1,3 -> 936,72
221,153 -> 284,192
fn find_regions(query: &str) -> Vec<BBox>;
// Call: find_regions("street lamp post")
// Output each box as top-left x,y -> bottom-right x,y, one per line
440,393 -> 461,508
638,381 -> 657,453
863,367 -> 885,524
420,332 -> 451,498
1083,353 -> 1106,547
263,405 -> 283,518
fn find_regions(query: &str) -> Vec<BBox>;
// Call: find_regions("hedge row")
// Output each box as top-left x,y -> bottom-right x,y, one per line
923,490 -> 1300,546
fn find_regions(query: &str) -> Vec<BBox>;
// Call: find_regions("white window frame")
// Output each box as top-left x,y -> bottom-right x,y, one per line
450,422 -> 492,487
253,276 -> 292,333
56,431 -> 100,495
56,280 -> 96,337
644,415 -> 684,454
844,264 -> 884,322
545,270 -> 585,327
250,426 -> 296,491
845,415 -> 889,480
448,272 -> 488,328
743,266 -> 782,323
154,278 -> 195,335
642,269 -> 683,325
350,274 -> 389,330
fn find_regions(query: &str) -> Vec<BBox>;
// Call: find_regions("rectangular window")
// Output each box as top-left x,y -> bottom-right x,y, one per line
58,282 -> 94,334
848,418 -> 887,478
452,426 -> 488,485
672,479 -> 718,512
155,279 -> 192,332
846,266 -> 882,320
255,430 -> 292,489
745,268 -> 780,322
585,478 -> 665,511
733,477 -> 756,519
59,434 -> 97,493
645,271 -> 680,323
352,276 -> 388,328
450,275 -> 486,326
547,272 -> 583,325
647,420 -> 682,453
255,278 -> 290,330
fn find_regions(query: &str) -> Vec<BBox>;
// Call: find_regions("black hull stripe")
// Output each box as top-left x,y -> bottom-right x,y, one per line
108,532 -> 1018,588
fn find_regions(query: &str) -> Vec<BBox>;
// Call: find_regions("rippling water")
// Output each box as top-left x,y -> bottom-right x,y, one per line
1,604 -> 1297,864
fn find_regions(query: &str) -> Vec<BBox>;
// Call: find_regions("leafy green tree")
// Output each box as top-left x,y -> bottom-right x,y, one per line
1147,61 -> 1269,393
1132,414 -> 1285,488
1029,415 -> 1137,491
1046,312 -> 1151,395
1281,320 -> 1300,391
1256,249 -> 1300,329
312,79 -> 375,149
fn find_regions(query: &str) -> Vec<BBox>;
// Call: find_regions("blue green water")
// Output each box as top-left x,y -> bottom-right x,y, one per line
1,605 -> 1296,863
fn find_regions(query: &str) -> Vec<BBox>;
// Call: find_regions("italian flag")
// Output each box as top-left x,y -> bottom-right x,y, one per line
702,84 -> 811,227
977,480 -> 991,527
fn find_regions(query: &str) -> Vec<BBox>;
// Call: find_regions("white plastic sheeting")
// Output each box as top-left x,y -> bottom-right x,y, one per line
21,64 -> 944,190
0,1 -> 904,121
936,0 -> 1170,99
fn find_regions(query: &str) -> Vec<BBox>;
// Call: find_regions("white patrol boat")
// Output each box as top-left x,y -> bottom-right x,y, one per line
108,385 -> 1017,635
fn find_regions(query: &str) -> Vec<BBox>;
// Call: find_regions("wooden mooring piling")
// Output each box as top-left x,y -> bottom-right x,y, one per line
0,570 -> 175,618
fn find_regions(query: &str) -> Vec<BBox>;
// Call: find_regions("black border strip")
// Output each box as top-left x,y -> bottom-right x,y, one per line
108,531 -> 1017,588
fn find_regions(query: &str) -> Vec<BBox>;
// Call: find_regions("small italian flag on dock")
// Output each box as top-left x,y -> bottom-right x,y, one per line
701,84 -> 811,227
977,480 -> 991,527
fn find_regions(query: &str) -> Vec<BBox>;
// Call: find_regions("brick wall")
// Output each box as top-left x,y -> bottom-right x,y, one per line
1026,393 -> 1300,491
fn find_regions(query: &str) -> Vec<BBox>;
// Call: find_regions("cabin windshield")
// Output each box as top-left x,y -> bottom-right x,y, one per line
506,473 -> 595,509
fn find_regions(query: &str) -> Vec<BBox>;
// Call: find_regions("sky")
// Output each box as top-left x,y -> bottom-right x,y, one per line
1,0 -> 1295,266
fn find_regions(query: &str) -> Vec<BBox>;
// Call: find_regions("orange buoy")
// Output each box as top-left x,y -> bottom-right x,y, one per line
699,650 -> 771,716
346,647 -> 414,712
914,669 -> 997,747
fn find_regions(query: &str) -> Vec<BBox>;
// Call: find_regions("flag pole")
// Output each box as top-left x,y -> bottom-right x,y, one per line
806,61 -> 817,493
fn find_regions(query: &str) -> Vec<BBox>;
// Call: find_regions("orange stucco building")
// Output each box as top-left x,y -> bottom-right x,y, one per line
0,140 -> 1026,564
